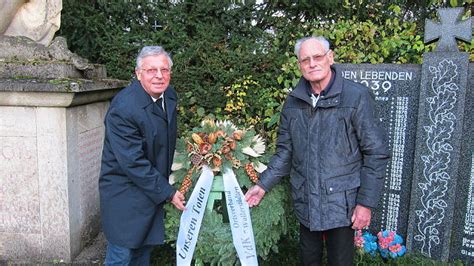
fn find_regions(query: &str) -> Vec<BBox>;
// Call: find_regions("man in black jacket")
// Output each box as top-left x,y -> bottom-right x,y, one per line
245,36 -> 390,265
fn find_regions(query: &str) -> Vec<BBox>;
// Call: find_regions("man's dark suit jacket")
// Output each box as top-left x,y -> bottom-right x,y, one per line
99,80 -> 177,248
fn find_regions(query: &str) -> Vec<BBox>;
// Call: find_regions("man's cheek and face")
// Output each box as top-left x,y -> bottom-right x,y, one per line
298,39 -> 334,83
136,54 -> 171,98
299,53 -> 334,83
301,63 -> 331,82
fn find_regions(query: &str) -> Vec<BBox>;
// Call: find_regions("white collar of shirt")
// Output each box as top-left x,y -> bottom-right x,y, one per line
310,93 -> 320,108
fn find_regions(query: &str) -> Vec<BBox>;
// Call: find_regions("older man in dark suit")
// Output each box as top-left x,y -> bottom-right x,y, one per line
99,46 -> 185,265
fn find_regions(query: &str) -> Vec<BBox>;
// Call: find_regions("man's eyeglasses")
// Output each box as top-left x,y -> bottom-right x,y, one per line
299,50 -> 330,66
141,68 -> 171,76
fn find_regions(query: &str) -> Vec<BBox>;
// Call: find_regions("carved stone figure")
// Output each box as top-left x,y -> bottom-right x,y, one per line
0,0 -> 62,46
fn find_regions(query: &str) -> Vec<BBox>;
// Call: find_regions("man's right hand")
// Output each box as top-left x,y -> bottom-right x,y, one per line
244,185 -> 266,207
171,191 -> 186,211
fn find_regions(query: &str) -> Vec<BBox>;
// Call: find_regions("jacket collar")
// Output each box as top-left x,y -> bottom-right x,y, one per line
131,79 -> 177,120
290,65 -> 343,108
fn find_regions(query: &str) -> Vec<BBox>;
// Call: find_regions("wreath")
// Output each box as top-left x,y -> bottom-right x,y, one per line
164,119 -> 289,265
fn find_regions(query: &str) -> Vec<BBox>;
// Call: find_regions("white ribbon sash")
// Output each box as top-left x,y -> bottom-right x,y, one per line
176,165 -> 214,266
175,166 -> 258,265
223,168 -> 259,266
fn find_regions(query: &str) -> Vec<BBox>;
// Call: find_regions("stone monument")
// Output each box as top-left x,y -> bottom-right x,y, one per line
0,3 -> 127,263
339,7 -> 472,264
405,8 -> 472,262
449,61 -> 474,262
338,63 -> 421,240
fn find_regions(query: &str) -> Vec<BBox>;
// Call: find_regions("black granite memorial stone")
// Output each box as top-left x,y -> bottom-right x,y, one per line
338,63 -> 421,239
406,7 -> 472,263
449,63 -> 474,263
406,52 -> 470,261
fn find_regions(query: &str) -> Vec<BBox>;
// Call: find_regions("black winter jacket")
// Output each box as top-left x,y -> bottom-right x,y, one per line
259,65 -> 390,231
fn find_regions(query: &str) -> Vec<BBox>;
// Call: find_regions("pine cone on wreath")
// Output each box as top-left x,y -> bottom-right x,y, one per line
191,153 -> 203,166
245,163 -> 259,183
179,167 -> 194,194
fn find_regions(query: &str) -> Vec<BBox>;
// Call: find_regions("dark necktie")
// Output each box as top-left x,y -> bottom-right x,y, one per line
156,97 -> 167,117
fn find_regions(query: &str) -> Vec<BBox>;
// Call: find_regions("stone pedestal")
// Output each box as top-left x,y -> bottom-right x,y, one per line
0,35 -> 127,263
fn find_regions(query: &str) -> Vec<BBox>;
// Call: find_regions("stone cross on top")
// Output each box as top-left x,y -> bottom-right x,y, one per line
424,7 -> 472,52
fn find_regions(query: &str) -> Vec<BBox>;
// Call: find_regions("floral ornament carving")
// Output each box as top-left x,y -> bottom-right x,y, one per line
414,59 -> 458,256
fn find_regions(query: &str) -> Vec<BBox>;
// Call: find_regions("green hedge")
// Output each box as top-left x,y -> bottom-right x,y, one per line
59,1 -> 472,143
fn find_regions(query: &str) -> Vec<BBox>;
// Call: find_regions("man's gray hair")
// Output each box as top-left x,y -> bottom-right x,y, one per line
135,46 -> 173,69
294,36 -> 330,59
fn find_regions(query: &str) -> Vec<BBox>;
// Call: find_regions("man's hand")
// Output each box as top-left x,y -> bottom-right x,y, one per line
351,204 -> 371,230
244,185 -> 266,207
171,191 -> 186,211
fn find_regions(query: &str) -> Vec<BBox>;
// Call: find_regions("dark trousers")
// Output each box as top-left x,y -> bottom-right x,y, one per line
300,224 -> 355,266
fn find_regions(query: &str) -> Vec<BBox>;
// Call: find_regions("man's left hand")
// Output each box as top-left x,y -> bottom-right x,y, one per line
171,191 -> 186,211
351,204 -> 371,230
